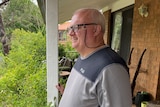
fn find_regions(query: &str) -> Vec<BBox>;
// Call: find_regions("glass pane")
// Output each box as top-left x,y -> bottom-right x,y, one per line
111,12 -> 123,53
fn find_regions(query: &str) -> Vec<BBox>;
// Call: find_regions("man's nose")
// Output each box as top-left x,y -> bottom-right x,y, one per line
68,30 -> 75,36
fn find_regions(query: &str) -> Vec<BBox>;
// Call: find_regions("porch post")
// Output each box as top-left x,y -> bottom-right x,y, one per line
46,0 -> 59,106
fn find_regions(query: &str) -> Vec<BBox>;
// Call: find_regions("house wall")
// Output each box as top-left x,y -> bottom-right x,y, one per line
130,0 -> 160,100
103,0 -> 160,100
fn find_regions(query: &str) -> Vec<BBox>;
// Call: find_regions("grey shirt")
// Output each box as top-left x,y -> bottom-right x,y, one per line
58,47 -> 132,107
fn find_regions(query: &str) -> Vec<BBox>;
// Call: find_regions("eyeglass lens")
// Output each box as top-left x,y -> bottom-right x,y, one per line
67,23 -> 97,33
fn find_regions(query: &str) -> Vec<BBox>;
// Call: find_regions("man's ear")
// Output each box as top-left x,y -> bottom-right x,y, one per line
93,25 -> 101,36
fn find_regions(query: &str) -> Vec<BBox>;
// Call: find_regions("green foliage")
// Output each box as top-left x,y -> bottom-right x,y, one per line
58,42 -> 79,60
58,44 -> 66,58
0,42 -> 2,54
1,0 -> 45,35
0,0 -> 79,104
0,29 -> 47,106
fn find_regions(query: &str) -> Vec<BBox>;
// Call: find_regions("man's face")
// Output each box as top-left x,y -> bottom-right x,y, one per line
67,13 -> 96,52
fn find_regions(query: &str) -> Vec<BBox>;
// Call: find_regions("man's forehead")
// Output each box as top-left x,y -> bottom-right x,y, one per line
71,14 -> 91,24
71,17 -> 84,24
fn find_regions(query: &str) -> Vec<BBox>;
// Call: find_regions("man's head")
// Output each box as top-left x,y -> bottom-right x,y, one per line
67,8 -> 106,56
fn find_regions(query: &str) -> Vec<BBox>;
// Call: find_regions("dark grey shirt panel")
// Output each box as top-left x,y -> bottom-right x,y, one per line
74,47 -> 128,82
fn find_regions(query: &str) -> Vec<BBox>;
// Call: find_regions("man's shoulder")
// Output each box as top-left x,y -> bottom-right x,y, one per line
73,47 -> 128,82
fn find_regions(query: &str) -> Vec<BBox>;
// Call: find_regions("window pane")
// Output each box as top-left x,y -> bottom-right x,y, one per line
111,12 -> 123,53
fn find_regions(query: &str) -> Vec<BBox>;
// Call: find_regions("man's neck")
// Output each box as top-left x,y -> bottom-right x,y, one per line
80,44 -> 106,58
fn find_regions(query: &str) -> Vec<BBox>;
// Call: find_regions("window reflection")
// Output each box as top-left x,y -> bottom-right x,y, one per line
111,12 -> 123,54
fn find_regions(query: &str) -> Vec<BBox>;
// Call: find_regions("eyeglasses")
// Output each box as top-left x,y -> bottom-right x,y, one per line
66,23 -> 97,34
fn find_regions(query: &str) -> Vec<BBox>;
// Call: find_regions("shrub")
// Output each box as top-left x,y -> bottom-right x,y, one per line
0,29 -> 47,106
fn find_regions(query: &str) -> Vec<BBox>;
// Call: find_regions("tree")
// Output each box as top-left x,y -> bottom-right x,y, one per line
1,0 -> 45,35
0,0 -> 45,55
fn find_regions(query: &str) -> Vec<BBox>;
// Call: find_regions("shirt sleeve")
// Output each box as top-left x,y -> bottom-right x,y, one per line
96,63 -> 132,107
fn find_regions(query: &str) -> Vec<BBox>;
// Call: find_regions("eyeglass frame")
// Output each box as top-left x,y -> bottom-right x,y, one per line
66,23 -> 97,34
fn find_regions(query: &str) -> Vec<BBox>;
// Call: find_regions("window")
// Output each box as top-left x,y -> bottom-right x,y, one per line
111,12 -> 123,53
110,5 -> 134,62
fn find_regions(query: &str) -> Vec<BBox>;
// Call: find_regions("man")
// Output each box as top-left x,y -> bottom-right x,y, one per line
56,8 -> 132,107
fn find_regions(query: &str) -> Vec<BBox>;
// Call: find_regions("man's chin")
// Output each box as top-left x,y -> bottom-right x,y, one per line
72,45 -> 77,49
72,43 -> 79,49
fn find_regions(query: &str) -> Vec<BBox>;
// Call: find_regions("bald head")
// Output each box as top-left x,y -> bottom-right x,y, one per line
73,8 -> 106,34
